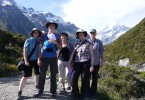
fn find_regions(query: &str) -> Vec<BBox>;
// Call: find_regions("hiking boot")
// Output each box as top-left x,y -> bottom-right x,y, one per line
50,93 -> 57,98
66,85 -> 71,90
70,92 -> 81,100
71,95 -> 81,100
91,95 -> 97,100
59,88 -> 65,95
33,91 -> 43,97
35,85 -> 39,90
17,91 -> 22,100
84,96 -> 91,100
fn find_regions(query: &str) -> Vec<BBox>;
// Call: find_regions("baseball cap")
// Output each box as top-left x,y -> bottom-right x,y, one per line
90,29 -> 96,33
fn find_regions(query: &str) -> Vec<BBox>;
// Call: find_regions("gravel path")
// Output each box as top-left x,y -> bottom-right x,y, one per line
0,76 -> 72,100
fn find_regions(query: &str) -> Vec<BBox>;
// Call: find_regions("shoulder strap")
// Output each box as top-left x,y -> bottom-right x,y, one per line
27,41 -> 38,60
75,40 -> 87,50
72,40 -> 87,60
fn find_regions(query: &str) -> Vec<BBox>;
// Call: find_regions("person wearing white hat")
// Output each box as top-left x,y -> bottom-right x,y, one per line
68,29 -> 94,99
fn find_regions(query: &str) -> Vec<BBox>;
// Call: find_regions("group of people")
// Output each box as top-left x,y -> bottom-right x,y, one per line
17,21 -> 104,100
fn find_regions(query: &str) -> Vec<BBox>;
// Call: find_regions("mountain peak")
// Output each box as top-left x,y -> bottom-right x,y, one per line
0,0 -> 15,6
97,23 -> 130,44
102,23 -> 129,32
0,0 -> 79,40
105,17 -> 145,65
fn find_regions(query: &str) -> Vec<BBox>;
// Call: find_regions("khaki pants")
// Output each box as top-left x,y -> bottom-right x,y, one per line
58,60 -> 71,85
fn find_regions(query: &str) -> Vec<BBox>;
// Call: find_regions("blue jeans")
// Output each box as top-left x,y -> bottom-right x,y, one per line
38,57 -> 58,94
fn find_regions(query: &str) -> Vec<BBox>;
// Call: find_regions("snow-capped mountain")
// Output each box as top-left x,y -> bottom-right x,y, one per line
0,0 -> 36,36
0,0 -> 79,39
18,6 -> 79,33
0,0 -> 14,6
97,23 -> 131,45
16,1 -> 79,35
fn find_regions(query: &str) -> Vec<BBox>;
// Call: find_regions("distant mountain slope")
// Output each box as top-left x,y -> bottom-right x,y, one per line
0,0 -> 79,39
97,24 -> 130,44
18,6 -> 79,34
105,18 -> 145,64
0,0 -> 35,36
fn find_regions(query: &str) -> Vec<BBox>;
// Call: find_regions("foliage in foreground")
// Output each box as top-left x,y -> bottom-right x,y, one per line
0,29 -> 26,77
97,64 -> 145,100
138,72 -> 145,80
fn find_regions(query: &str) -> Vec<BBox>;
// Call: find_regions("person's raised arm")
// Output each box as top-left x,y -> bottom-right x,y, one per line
55,42 -> 62,50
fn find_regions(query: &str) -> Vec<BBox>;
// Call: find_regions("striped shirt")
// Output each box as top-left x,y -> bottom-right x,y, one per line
75,40 -> 91,62
88,39 -> 104,65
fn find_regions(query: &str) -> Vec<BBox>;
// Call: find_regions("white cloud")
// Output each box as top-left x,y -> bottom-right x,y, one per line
118,7 -> 145,27
62,0 -> 145,31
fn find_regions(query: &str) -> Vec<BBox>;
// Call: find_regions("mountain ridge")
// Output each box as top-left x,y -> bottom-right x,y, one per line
0,0 -> 79,37
97,23 -> 131,44
104,17 -> 145,65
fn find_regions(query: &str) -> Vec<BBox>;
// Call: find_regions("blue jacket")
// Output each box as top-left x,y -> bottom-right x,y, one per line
42,33 -> 59,58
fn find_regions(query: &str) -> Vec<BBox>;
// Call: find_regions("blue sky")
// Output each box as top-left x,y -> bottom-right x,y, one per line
14,0 -> 145,31
14,0 -> 69,17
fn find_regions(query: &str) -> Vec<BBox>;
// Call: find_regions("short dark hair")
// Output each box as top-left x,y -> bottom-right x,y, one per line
60,32 -> 68,39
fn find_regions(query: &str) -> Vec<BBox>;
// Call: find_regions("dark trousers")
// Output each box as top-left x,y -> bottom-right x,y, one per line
23,60 -> 40,77
90,64 -> 100,96
38,57 -> 58,94
71,60 -> 90,97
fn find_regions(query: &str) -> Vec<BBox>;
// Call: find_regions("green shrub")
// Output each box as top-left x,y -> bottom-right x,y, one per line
138,72 -> 145,80
0,29 -> 26,77
0,63 -> 18,77
104,18 -> 145,65
97,64 -> 145,100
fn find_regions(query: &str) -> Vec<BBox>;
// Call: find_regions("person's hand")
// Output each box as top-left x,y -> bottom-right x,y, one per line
37,59 -> 42,67
25,60 -> 30,66
49,39 -> 57,44
90,66 -> 94,72
100,61 -> 104,67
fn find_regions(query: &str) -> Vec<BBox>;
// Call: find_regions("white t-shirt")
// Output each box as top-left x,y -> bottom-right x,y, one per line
47,33 -> 56,40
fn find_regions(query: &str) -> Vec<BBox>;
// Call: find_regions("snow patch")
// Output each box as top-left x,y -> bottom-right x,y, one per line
115,31 -> 125,38
97,24 -> 130,45
1,0 -> 13,6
